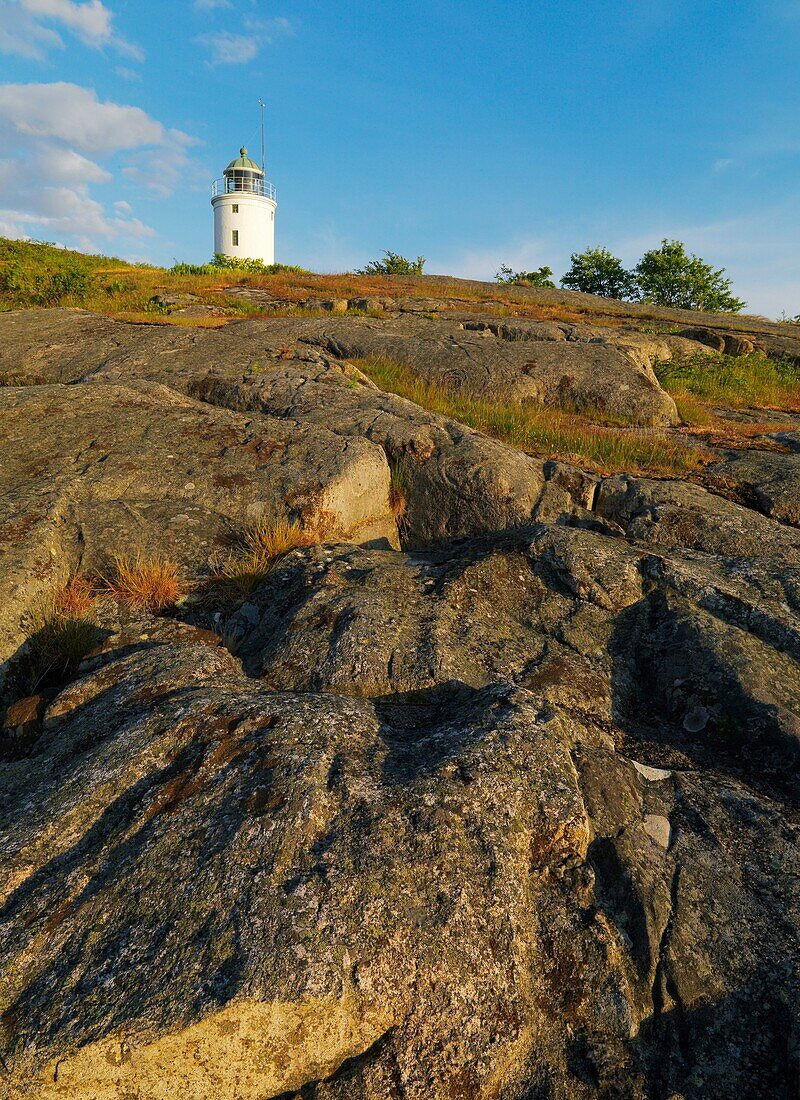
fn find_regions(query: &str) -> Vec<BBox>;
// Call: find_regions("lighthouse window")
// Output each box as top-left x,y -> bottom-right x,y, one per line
231,230 -> 239,247
232,204 -> 239,213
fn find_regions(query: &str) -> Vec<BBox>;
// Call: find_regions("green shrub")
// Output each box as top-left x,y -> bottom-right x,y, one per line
357,251 -> 426,276
0,239 -> 94,305
169,256 -> 308,276
561,248 -> 635,299
495,264 -> 556,288
634,239 -> 745,313
169,261 -> 216,275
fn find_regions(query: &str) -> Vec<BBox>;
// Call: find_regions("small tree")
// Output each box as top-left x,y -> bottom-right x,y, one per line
634,239 -> 745,313
357,251 -> 426,276
560,247 -> 634,300
495,264 -> 556,288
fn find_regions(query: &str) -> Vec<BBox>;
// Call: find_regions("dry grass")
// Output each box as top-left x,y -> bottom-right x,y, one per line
388,460 -> 410,521
26,575 -> 100,689
0,238 -> 628,327
101,553 -> 182,612
51,575 -> 97,618
210,515 -> 318,598
355,357 -> 707,477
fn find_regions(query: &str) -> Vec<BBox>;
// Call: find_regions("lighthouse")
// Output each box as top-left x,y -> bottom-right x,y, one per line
211,146 -> 277,264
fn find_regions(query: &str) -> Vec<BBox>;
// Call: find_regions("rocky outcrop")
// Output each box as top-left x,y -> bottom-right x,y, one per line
187,363 -> 548,548
0,308 -> 680,426
707,448 -> 800,526
1,304 -> 799,1099
0,378 -> 397,692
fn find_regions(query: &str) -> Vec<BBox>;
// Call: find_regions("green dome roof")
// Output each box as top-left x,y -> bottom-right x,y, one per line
224,146 -> 263,175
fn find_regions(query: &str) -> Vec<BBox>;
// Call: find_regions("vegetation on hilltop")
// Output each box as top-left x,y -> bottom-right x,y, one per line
170,255 -> 309,276
561,247 -> 635,300
500,239 -> 746,313
495,264 -> 556,288
357,251 -> 426,276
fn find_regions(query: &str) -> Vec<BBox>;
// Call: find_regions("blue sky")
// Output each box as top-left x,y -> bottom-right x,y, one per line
1,0 -> 799,316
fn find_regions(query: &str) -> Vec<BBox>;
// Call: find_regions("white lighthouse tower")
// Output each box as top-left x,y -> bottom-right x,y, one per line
211,145 -> 277,264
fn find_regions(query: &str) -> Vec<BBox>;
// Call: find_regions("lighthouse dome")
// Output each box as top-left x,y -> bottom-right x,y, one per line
224,147 -> 263,176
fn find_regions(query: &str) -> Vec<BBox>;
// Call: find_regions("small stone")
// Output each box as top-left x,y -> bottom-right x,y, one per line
683,705 -> 709,733
322,299 -> 349,315
643,814 -> 672,849
633,760 -> 672,782
2,695 -> 44,739
239,602 -> 261,625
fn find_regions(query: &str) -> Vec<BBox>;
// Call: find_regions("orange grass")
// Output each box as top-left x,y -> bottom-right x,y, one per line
102,553 -> 182,612
210,515 -> 319,597
26,575 -> 100,687
51,574 -> 97,618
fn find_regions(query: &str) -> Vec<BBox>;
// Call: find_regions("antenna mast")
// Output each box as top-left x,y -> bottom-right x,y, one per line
259,98 -> 266,177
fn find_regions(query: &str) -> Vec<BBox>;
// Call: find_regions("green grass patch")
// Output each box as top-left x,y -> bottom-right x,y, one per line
355,356 -> 706,476
655,351 -> 800,412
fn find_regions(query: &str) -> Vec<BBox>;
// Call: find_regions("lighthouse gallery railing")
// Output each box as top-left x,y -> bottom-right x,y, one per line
212,177 -> 276,200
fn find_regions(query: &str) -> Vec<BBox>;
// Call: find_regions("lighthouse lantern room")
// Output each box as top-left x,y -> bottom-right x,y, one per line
211,145 -> 277,265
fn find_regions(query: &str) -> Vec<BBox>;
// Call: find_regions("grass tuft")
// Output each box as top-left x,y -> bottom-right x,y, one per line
102,553 -> 182,612
211,515 -> 318,598
388,459 -> 410,521
26,576 -> 101,689
355,357 -> 707,476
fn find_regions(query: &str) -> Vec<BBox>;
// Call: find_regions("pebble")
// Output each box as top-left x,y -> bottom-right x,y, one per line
633,760 -> 672,782
643,815 -> 672,849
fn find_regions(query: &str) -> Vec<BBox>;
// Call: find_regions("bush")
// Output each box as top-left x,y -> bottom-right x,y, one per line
0,244 -> 93,305
495,264 -> 556,288
634,239 -> 745,313
170,261 -> 216,275
169,256 -> 309,276
357,251 -> 426,276
560,248 -> 635,300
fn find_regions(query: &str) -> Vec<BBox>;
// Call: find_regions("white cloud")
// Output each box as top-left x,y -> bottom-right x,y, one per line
0,6 -> 62,58
21,0 -> 112,42
194,0 -> 231,8
122,131 -> 204,197
0,185 -> 155,241
0,82 -> 185,152
195,30 -> 259,65
30,145 -> 112,185
0,81 -> 202,253
0,0 -> 142,60
195,17 -> 293,64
